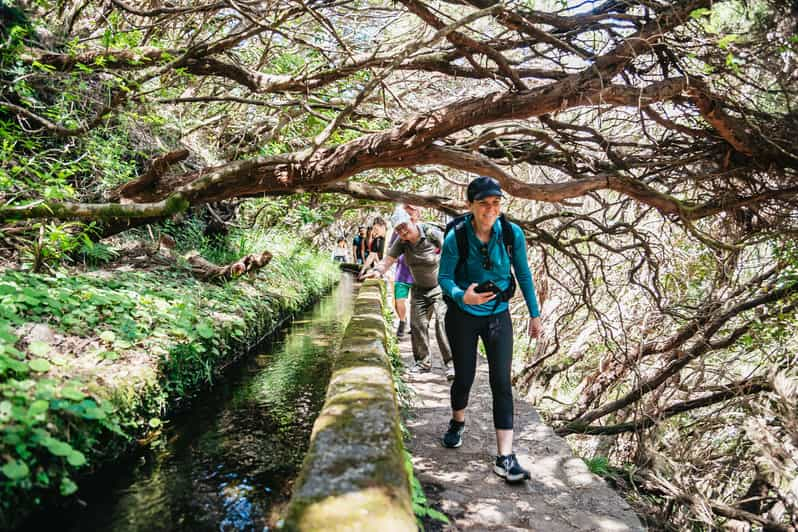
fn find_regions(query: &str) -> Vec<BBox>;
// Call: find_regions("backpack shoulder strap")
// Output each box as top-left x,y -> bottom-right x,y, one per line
454,217 -> 469,264
422,223 -> 443,249
442,214 -> 471,286
497,214 -> 518,302
499,214 -> 514,259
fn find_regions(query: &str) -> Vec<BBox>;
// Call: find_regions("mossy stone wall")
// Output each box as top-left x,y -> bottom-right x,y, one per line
282,280 -> 415,531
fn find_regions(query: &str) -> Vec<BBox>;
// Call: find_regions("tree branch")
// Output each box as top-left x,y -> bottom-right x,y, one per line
558,376 -> 771,435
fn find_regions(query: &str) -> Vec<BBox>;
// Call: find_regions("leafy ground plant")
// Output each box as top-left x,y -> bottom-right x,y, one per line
0,231 -> 339,529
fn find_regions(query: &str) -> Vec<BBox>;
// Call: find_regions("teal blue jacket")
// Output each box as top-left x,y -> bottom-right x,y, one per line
438,214 -> 541,317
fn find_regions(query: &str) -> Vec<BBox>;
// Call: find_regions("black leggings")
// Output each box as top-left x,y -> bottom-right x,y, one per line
445,304 -> 514,430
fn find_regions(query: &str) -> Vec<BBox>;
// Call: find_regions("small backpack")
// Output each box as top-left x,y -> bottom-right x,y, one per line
443,213 -> 517,305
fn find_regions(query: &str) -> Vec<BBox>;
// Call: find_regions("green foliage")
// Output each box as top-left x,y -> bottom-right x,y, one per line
83,125 -> 142,190
0,91 -> 148,271
159,214 -> 258,265
158,213 -> 335,275
405,450 -> 450,526
161,216 -> 216,255
0,32 -> 176,270
0,120 -> 78,202
0,308 -> 123,527
157,233 -> 338,394
774,238 -> 798,275
102,226 -> 340,399
584,455 -> 610,476
689,8 -> 712,20
23,222 -> 101,272
100,10 -> 143,49
0,229 -> 338,527
259,140 -> 291,156
269,51 -> 307,74
0,7 -> 30,57
295,203 -> 334,226
76,237 -> 118,267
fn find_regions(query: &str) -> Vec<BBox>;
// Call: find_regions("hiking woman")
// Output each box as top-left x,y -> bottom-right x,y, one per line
438,176 -> 543,483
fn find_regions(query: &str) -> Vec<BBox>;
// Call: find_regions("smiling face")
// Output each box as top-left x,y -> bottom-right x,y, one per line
469,195 -> 502,232
394,222 -> 419,242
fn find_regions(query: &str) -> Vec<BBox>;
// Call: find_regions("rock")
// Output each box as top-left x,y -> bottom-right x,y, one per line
21,323 -> 57,344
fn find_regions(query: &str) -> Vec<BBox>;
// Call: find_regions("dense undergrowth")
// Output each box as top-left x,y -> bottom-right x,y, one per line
0,228 -> 338,529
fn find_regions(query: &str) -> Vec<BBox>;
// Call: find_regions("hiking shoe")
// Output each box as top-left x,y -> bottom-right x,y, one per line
494,453 -> 530,483
441,419 -> 465,448
396,321 -> 407,338
408,361 -> 431,373
445,364 -> 455,382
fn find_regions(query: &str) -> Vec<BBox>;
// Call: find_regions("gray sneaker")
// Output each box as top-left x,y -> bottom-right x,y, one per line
445,364 -> 455,381
441,419 -> 465,448
408,361 -> 431,373
396,321 -> 407,338
494,453 -> 530,483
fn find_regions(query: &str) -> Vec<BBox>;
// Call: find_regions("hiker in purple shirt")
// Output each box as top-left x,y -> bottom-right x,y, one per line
392,235 -> 414,338
391,204 -> 421,338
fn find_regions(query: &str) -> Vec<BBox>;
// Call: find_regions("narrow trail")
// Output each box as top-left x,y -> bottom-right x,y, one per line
399,324 -> 646,531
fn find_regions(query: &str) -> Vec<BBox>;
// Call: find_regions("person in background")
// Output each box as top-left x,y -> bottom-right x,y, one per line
352,226 -> 366,265
360,218 -> 386,273
438,175 -> 543,484
361,207 -> 454,381
364,225 -> 373,264
332,237 -> 349,263
392,204 -> 421,337
390,239 -> 413,338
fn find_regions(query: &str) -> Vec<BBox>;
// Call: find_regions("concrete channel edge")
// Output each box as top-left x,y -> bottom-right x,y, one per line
282,279 -> 416,531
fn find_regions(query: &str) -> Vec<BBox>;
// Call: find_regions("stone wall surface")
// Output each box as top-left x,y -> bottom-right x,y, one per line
282,280 -> 415,531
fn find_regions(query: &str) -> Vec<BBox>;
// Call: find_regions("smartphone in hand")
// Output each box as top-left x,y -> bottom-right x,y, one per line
474,280 -> 500,294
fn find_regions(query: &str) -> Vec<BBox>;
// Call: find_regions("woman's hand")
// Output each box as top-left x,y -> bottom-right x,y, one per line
528,317 -> 542,338
462,283 -> 496,305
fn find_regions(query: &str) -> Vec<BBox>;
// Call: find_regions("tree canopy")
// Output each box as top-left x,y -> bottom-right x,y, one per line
2,0 -> 797,529
3,0 -> 796,222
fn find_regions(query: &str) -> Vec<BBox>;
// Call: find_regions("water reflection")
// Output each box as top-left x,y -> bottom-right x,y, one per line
29,274 -> 354,532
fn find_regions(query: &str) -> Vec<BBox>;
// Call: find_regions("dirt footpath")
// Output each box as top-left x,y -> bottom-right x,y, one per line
400,329 -> 646,531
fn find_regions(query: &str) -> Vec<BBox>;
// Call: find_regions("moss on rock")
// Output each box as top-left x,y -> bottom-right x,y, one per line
281,280 -> 415,531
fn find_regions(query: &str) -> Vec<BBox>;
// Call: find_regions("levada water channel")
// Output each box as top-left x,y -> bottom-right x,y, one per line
23,274 -> 355,532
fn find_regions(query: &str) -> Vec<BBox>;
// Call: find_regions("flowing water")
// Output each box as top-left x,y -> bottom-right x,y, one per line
31,275 -> 355,532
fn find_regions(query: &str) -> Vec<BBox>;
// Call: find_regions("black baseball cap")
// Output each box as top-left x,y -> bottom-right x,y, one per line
467,176 -> 503,202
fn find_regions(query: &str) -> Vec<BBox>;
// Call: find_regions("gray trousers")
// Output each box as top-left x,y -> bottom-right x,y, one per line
410,285 -> 453,367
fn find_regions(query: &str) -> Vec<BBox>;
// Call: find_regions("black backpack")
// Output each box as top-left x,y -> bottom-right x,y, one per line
443,213 -> 517,305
